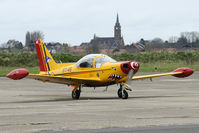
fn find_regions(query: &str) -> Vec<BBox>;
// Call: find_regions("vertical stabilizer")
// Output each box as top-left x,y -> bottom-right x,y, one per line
34,39 -> 57,72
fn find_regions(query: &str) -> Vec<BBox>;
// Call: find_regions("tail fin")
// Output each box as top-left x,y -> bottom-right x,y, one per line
34,39 -> 57,72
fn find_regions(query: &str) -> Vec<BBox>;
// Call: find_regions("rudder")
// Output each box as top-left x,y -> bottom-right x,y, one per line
34,39 -> 57,72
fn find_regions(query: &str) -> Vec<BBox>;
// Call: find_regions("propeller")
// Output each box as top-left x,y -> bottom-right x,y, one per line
125,62 -> 139,87
120,52 -> 140,90
126,49 -> 141,86
126,69 -> 134,86
119,59 -> 140,99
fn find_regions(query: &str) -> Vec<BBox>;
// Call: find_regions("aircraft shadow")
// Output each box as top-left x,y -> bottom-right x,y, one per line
6,95 -> 177,104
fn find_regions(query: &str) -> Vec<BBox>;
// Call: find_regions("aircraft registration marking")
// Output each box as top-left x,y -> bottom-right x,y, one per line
62,67 -> 72,73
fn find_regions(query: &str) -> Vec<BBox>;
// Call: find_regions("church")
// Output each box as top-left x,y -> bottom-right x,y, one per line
81,14 -> 125,49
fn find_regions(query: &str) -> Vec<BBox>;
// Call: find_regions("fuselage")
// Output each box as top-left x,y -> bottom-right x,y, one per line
38,54 -> 139,87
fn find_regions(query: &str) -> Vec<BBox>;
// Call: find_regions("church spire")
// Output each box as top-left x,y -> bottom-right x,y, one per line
116,13 -> 119,24
114,13 -> 121,40
115,13 -> 120,26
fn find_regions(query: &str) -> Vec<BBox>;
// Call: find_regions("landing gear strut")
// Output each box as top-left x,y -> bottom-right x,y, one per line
72,85 -> 81,99
117,83 -> 129,99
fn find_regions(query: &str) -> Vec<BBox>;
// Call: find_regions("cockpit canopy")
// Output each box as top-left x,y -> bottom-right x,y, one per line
76,54 -> 116,68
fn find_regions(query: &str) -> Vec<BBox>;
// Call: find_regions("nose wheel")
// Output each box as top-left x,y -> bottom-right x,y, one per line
117,84 -> 129,99
72,85 -> 81,99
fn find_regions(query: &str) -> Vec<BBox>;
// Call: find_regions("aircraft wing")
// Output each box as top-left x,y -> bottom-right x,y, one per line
132,71 -> 182,80
28,74 -> 100,85
132,68 -> 194,80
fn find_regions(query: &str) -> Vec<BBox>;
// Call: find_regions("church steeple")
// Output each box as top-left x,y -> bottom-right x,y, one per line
116,13 -> 120,26
114,14 -> 121,40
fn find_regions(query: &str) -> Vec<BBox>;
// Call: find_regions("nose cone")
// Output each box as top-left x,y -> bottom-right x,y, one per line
120,61 -> 140,74
6,69 -> 29,80
130,62 -> 140,73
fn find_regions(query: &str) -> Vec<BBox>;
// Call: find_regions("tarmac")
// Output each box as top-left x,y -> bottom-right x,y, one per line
41,124 -> 199,133
0,72 -> 199,133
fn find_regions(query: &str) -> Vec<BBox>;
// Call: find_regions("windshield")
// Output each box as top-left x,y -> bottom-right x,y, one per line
95,55 -> 116,68
76,54 -> 116,68
76,54 -> 99,68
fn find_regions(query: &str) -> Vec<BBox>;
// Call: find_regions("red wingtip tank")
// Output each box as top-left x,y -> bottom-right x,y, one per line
6,69 -> 29,80
172,68 -> 194,78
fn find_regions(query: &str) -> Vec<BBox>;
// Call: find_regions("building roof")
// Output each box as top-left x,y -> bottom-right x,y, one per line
89,37 -> 121,48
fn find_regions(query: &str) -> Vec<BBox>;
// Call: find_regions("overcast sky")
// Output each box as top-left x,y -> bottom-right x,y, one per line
0,0 -> 199,45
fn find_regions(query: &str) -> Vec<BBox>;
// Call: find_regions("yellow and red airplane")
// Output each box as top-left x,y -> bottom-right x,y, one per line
7,39 -> 194,99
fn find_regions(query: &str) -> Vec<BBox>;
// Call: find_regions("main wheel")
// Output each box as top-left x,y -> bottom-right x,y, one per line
72,90 -> 80,99
117,88 -> 122,98
121,90 -> 128,99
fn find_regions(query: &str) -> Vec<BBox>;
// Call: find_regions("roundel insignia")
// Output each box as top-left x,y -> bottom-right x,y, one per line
134,63 -> 138,67
35,40 -> 40,45
131,62 -> 138,69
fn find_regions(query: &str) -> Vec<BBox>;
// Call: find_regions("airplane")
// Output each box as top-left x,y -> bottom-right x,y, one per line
6,39 -> 194,99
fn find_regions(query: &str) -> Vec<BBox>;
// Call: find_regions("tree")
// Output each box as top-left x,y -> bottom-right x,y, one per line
30,31 -> 44,42
6,39 -> 23,52
180,31 -> 199,43
91,34 -> 99,53
25,31 -> 31,46
177,36 -> 188,45
168,36 -> 178,43
26,31 -> 45,51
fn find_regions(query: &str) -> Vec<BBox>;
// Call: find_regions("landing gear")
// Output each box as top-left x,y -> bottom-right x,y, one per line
121,90 -> 128,99
117,83 -> 129,99
117,88 -> 122,98
72,89 -> 81,99
72,85 -> 81,99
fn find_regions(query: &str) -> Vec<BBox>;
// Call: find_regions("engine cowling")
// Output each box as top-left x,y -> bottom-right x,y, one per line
120,61 -> 140,74
6,69 -> 29,80
172,68 -> 194,78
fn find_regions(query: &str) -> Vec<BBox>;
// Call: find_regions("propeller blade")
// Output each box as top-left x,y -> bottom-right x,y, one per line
125,62 -> 140,87
126,69 -> 134,86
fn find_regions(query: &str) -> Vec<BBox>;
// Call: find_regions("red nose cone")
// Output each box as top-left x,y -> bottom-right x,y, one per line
120,61 -> 140,74
6,69 -> 29,80
130,62 -> 140,73
173,68 -> 194,78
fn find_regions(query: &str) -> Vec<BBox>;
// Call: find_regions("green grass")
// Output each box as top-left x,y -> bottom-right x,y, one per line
139,61 -> 199,72
0,66 -> 40,77
1,61 -> 198,77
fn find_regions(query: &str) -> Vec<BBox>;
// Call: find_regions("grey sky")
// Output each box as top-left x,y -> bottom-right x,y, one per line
0,0 -> 199,45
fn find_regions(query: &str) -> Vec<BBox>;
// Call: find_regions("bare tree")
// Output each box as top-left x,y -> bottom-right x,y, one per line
168,36 -> 179,43
4,40 -> 23,52
30,31 -> 44,42
25,31 -> 31,46
177,36 -> 188,45
26,31 -> 44,51
180,31 -> 199,43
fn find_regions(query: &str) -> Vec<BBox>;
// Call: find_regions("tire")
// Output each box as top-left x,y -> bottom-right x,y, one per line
117,88 -> 122,98
121,90 -> 128,99
72,90 -> 80,99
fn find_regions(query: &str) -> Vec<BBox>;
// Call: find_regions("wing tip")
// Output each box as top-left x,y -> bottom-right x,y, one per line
172,68 -> 194,78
